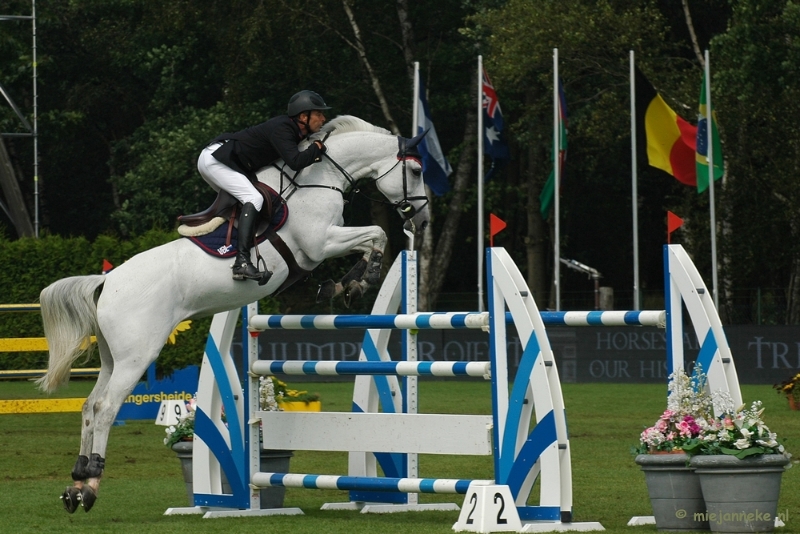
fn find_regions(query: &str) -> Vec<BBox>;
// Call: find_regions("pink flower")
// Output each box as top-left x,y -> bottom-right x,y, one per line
723,417 -> 734,430
661,410 -> 675,421
677,420 -> 692,437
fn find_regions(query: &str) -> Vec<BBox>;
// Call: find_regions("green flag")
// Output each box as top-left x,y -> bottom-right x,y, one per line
540,80 -> 567,219
696,72 -> 724,193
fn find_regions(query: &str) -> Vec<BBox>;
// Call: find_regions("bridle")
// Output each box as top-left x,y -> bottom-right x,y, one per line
389,133 -> 430,219
273,131 -> 430,220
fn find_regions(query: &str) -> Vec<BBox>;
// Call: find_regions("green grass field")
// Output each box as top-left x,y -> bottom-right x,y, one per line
0,380 -> 797,533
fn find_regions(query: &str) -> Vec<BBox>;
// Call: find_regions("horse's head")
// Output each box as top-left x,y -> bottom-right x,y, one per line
316,116 -> 431,234
371,131 -> 431,234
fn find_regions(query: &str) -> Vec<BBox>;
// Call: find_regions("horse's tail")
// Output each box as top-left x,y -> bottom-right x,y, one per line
36,275 -> 105,393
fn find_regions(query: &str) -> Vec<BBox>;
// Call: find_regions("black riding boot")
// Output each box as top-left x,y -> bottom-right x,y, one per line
232,202 -> 273,284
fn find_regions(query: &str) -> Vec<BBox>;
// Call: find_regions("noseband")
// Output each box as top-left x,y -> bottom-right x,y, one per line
388,134 -> 429,220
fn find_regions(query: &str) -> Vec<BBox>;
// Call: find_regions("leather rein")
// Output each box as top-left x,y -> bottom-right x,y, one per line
270,133 -> 428,220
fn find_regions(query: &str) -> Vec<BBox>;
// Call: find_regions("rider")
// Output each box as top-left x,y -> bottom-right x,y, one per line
197,90 -> 331,283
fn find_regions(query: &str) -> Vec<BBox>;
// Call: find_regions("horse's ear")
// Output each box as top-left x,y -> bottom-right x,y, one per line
398,129 -> 429,159
407,129 -> 429,148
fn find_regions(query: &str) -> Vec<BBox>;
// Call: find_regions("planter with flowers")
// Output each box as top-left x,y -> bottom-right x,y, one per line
773,372 -> 800,410
164,377 -> 318,508
259,376 -> 321,412
634,367 -> 714,531
682,399 -> 791,533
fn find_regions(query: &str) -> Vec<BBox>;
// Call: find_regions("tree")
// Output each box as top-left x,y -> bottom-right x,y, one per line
470,0 -> 677,307
713,0 -> 800,323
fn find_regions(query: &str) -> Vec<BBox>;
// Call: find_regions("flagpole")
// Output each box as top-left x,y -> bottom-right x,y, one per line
412,62 -> 419,136
477,55 -> 485,312
630,50 -> 641,310
706,49 -> 719,308
553,48 -> 561,311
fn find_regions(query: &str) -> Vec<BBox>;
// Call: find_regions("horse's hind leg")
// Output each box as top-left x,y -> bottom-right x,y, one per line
78,340 -> 162,512
62,333 -> 114,513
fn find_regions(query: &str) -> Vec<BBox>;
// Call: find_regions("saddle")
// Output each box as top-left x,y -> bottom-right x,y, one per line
178,182 -> 279,236
177,182 -> 311,293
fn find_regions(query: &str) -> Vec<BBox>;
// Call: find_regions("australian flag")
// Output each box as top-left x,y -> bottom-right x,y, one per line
416,76 -> 453,196
482,68 -> 510,180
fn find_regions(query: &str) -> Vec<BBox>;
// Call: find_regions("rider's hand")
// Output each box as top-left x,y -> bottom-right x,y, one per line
314,140 -> 326,153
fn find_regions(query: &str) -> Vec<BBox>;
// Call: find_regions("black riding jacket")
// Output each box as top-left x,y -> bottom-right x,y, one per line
209,115 -> 323,180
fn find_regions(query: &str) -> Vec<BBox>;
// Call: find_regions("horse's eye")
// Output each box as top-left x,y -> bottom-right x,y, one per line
411,167 -> 422,177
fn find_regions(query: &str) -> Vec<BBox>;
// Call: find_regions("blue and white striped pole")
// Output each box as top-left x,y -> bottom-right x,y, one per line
251,472 -> 495,495
537,310 -> 665,327
249,313 -> 488,331
250,360 -> 491,378
249,310 -> 665,331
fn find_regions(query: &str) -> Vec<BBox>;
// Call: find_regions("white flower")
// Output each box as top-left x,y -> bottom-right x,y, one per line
259,376 -> 281,412
757,438 -> 778,448
734,438 -> 751,449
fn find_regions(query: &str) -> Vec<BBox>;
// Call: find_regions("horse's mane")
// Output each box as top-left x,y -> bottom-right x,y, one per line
316,115 -> 392,138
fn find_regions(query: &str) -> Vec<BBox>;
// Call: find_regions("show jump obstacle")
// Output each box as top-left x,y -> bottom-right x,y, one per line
164,245 -> 742,533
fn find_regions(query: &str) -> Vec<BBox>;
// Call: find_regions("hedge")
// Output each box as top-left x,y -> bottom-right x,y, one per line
0,230 -> 278,377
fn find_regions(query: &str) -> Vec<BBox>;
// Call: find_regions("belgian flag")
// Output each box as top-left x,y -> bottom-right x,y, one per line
635,68 -> 697,186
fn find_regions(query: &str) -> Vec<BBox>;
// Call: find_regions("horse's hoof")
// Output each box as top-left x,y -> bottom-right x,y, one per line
317,280 -> 336,301
61,486 -> 81,514
79,485 -> 97,512
365,251 -> 383,285
343,281 -> 362,308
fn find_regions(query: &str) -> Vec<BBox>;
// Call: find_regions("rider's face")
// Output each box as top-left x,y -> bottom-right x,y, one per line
307,110 -> 326,133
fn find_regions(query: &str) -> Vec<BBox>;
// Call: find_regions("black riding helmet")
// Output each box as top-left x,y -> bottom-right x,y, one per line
287,90 -> 331,117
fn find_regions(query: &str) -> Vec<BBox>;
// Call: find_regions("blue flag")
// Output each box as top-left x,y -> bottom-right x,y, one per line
482,68 -> 509,180
416,76 -> 453,196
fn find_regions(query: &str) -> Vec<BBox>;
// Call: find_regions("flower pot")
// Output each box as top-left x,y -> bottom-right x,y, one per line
635,453 -> 709,531
171,441 -> 293,508
788,396 -> 799,411
279,400 -> 321,412
690,454 -> 790,533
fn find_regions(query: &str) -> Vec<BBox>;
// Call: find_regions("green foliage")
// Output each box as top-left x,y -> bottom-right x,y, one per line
6,0 -> 800,320
0,230 -> 221,375
712,0 -> 800,294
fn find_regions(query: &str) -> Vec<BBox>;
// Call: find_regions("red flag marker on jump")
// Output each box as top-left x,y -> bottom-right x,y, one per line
489,213 -> 507,247
667,211 -> 684,244
102,259 -> 114,274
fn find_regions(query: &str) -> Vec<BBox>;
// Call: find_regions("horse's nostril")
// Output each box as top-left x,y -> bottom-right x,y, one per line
420,220 -> 429,231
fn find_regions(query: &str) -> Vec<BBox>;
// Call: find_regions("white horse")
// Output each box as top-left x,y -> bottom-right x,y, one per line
36,115 -> 430,513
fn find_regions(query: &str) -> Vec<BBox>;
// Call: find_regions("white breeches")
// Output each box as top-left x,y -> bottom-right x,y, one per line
197,143 -> 263,211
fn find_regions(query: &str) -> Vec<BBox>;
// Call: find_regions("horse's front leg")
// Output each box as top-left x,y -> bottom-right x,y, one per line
314,225 -> 387,305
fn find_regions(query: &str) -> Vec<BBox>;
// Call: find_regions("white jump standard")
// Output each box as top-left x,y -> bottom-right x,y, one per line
246,248 -> 596,531
168,243 -> 738,533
